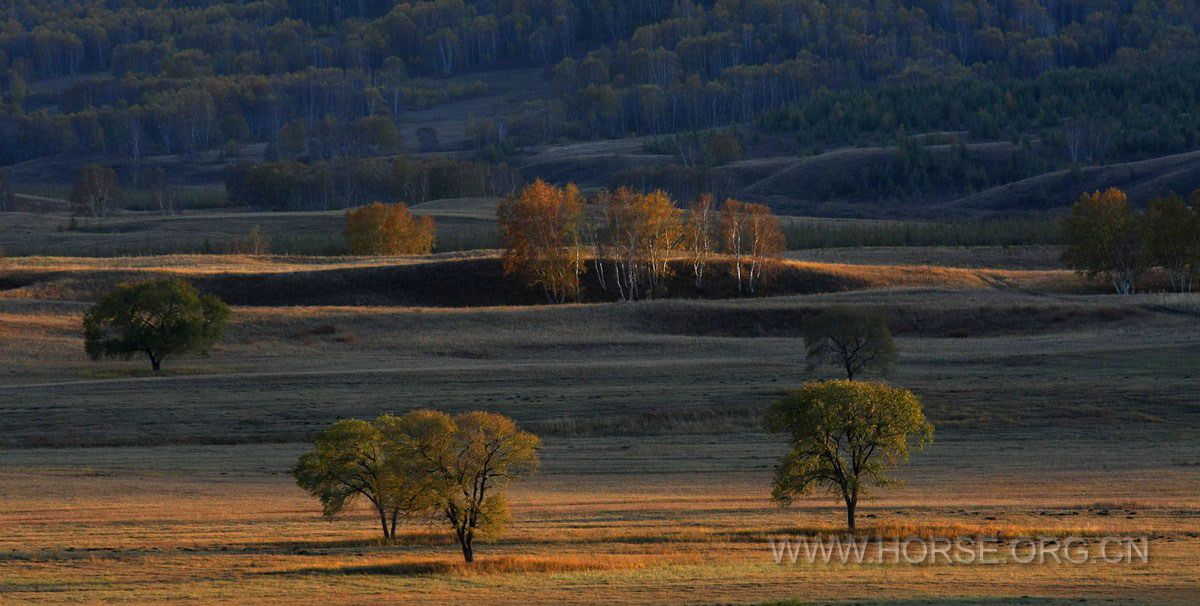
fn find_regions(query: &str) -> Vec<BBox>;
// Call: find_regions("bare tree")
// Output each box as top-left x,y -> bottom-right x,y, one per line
804,307 -> 897,380
684,194 -> 716,288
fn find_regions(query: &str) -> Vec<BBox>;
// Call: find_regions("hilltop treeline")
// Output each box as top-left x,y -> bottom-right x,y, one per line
2,1 -> 1199,167
226,156 -> 520,211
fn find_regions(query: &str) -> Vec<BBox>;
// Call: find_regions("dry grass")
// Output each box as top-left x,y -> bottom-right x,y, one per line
0,445 -> 1196,605
0,253 -> 1088,308
0,249 -> 1198,603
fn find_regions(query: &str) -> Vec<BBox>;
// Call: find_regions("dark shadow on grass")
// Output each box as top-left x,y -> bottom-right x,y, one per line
762,598 -> 1144,606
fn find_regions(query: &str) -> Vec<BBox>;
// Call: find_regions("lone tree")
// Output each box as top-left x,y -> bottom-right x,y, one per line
1062,188 -> 1145,294
393,410 -> 540,563
293,416 -> 435,542
84,279 -> 229,372
71,164 -> 121,218
765,380 -> 933,531
804,306 -> 896,380
343,202 -> 436,256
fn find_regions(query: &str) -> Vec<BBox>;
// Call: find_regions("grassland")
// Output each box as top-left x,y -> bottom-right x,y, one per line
0,247 -> 1198,604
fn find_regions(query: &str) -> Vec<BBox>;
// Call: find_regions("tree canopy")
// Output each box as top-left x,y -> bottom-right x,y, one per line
343,202 -> 436,256
294,409 -> 540,563
765,380 -> 933,531
83,279 -> 230,372
293,416 -> 436,542
1062,189 -> 1146,294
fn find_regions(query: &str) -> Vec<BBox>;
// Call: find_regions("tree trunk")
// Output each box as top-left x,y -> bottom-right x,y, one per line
845,498 -> 857,532
378,507 -> 392,542
458,528 -> 474,563
149,354 -> 161,372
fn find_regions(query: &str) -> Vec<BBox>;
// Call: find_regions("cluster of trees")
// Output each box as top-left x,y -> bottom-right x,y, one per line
225,157 -> 520,211
294,410 -> 539,563
1063,188 -> 1200,294
499,180 -> 785,303
3,1 -> 1199,168
343,202 -> 436,256
763,59 -> 1200,165
83,279 -> 230,372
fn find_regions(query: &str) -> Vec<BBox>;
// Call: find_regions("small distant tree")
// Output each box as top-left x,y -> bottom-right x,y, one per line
416,126 -> 441,152
343,202 -> 436,256
391,410 -> 540,563
230,225 -> 271,255
83,279 -> 230,372
765,380 -> 933,531
1062,188 -> 1145,294
294,416 -> 435,542
71,164 -> 121,218
804,307 -> 896,380
146,167 -> 176,215
706,129 -> 743,166
498,180 -> 586,303
1143,193 -> 1199,293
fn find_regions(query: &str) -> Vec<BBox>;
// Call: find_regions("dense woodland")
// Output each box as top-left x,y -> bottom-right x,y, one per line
2,1 -> 1200,209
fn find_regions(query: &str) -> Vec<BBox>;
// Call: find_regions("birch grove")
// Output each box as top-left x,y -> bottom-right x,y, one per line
500,182 -> 786,302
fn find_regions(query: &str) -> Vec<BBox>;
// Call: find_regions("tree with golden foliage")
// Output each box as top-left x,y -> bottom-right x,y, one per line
601,187 -> 682,301
343,202 -> 436,256
294,410 -> 539,561
389,410 -> 540,563
719,199 -> 786,293
497,180 -> 586,303
1062,188 -> 1144,294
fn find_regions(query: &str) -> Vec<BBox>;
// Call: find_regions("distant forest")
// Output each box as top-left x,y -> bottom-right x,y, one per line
2,0 -> 1199,208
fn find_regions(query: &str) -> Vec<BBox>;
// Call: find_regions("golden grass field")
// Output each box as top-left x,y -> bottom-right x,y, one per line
1,249 -> 1199,605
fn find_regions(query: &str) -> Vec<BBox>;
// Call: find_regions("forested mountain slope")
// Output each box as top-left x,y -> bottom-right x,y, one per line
2,1 -> 1199,216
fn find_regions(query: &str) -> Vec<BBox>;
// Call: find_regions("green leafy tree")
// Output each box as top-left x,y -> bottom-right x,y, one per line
293,416 -> 435,542
804,307 -> 897,380
393,410 -> 540,563
1062,188 -> 1146,294
765,380 -> 933,531
1143,193 -> 1199,293
83,279 -> 230,372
